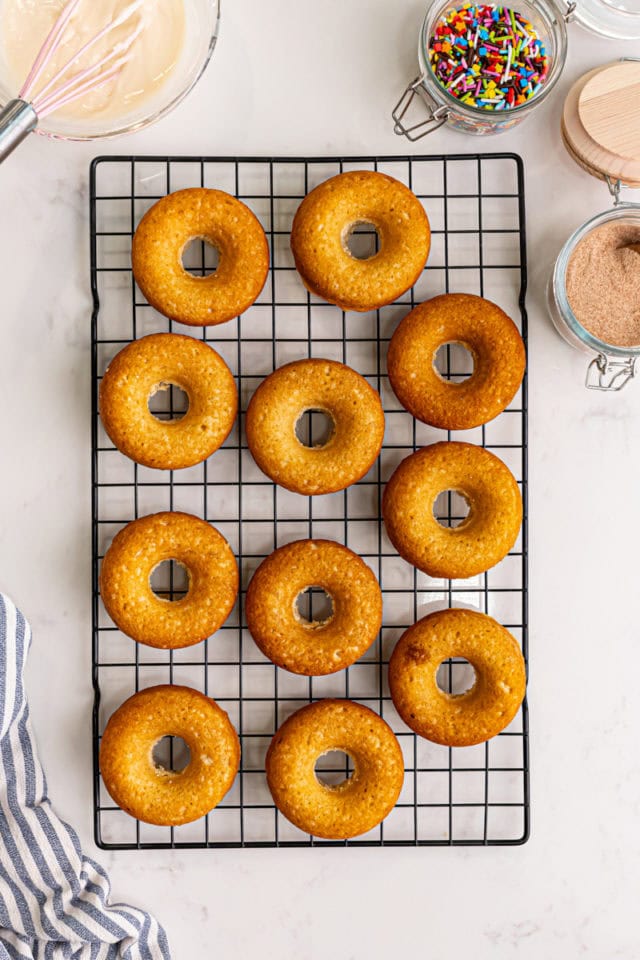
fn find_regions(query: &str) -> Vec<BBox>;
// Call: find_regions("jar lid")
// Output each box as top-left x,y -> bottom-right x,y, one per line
562,60 -> 640,188
572,0 -> 640,41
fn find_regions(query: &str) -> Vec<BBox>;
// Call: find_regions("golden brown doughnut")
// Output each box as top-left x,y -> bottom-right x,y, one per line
389,608 -> 526,746
290,171 -> 431,312
132,188 -> 269,326
245,539 -> 382,675
100,511 -> 238,649
387,293 -> 526,430
99,333 -> 237,470
266,700 -> 404,839
100,685 -> 240,826
382,442 -> 522,579
245,359 -> 385,495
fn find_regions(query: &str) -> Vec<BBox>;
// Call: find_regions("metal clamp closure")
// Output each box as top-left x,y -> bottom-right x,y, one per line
586,353 -> 637,391
563,1 -> 577,21
605,175 -> 622,206
392,76 -> 450,141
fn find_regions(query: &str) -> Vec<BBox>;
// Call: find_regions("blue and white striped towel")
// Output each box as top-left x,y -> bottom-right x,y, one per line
0,594 -> 171,960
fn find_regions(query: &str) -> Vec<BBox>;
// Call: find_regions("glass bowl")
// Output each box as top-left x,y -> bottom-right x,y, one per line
0,0 -> 220,141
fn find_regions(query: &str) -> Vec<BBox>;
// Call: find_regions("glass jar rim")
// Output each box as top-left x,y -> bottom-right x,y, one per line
418,0 -> 568,119
572,0 -> 640,40
553,203 -> 640,358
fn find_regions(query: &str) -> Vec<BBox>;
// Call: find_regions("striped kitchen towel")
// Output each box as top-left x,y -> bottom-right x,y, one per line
0,594 -> 171,960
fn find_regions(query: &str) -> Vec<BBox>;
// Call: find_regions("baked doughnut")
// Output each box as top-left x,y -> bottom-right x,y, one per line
99,333 -> 237,470
266,700 -> 404,839
387,293 -> 526,430
382,442 -> 522,579
245,359 -> 385,495
132,188 -> 269,326
245,540 -> 382,675
389,608 -> 526,746
100,512 -> 238,649
100,685 -> 240,826
290,171 -> 430,312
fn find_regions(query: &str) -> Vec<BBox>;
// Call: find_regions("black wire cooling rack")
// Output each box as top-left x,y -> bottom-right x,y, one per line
90,153 -> 529,849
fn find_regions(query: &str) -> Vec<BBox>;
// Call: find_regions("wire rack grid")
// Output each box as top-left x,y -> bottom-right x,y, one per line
90,153 -> 529,850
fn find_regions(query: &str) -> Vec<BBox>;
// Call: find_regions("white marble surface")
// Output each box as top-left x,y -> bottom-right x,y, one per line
1,1 -> 639,956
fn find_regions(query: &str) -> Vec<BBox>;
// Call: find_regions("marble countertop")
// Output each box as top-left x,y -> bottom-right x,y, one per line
1,1 -> 639,956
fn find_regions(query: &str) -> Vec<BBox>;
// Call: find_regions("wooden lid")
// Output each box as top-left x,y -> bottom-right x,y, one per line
562,61 -> 640,189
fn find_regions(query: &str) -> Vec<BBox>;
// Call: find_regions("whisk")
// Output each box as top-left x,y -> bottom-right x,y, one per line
0,0 -> 145,163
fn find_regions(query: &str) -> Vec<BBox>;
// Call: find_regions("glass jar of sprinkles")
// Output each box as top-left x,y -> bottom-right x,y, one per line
393,0 -> 640,139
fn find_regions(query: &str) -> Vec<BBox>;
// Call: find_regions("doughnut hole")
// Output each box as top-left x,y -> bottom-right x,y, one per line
150,559 -> 190,601
294,408 -> 335,448
314,750 -> 356,787
433,489 -> 471,529
434,341 -> 475,383
436,658 -> 477,697
148,381 -> 189,422
294,586 -> 334,626
152,735 -> 192,773
181,236 -> 219,277
343,219 -> 379,260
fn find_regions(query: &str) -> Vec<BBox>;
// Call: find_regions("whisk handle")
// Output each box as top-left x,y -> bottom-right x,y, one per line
0,100 -> 38,163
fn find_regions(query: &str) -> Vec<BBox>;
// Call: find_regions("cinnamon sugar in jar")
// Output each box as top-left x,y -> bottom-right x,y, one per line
566,220 -> 640,348
548,206 -> 640,391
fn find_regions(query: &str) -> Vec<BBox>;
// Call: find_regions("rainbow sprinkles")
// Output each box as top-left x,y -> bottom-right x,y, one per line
428,3 -> 549,110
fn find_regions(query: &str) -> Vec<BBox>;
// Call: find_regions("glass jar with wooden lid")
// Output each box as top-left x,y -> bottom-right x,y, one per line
549,59 -> 640,391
